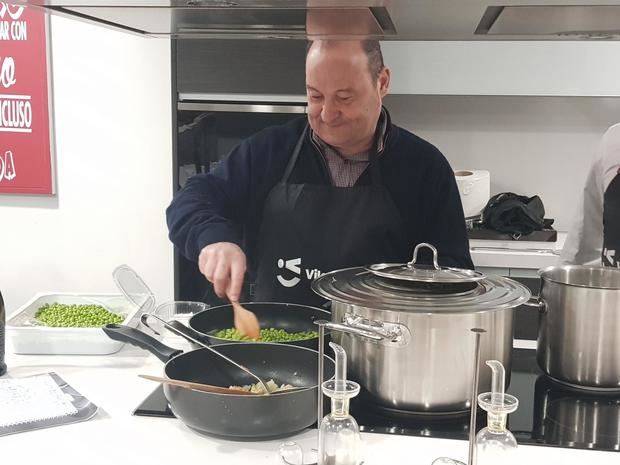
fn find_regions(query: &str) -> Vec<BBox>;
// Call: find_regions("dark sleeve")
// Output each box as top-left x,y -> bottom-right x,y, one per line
166,138 -> 258,262
602,173 -> 620,267
427,156 -> 474,269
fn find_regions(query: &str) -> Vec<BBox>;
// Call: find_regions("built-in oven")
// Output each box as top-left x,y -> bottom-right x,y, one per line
174,97 -> 307,304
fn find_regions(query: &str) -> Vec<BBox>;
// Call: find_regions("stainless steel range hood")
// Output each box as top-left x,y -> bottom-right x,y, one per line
14,1 -> 620,40
476,5 -> 620,39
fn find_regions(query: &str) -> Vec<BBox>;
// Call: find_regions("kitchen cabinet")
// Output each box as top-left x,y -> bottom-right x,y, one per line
177,40 -> 620,97
384,41 -> 620,97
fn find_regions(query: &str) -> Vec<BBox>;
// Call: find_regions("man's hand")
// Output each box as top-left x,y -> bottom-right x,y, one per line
198,242 -> 247,302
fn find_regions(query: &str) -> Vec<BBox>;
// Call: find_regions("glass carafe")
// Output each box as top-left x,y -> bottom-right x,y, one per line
318,342 -> 361,465
475,360 -> 519,465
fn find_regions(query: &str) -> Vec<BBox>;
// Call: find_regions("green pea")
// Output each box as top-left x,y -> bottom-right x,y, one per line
35,303 -> 124,328
213,327 -> 319,342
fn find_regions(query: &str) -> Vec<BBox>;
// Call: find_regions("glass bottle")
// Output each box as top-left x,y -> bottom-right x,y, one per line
318,342 -> 362,465
475,360 -> 519,465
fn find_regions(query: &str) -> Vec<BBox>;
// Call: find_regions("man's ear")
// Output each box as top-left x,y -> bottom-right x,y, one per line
378,66 -> 390,97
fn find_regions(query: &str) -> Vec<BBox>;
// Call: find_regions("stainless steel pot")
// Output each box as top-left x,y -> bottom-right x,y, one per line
527,265 -> 620,390
329,302 -> 515,413
312,245 -> 530,414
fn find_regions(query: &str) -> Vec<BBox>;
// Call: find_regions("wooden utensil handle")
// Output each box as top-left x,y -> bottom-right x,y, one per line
138,374 -> 260,396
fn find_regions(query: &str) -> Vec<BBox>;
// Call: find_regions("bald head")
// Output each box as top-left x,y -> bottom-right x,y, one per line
306,40 -> 385,82
305,40 -> 390,156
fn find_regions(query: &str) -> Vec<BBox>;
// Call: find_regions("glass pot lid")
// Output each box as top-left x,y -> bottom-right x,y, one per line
368,243 -> 485,284
312,267 -> 531,314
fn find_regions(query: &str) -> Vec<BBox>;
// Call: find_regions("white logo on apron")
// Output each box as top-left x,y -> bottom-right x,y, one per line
604,248 -> 617,267
277,258 -> 301,287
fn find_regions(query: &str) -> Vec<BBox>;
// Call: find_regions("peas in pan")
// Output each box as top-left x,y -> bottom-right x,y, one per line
187,302 -> 331,349
213,328 -> 319,342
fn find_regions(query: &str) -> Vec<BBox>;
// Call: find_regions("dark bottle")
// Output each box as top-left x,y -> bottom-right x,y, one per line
0,290 -> 6,376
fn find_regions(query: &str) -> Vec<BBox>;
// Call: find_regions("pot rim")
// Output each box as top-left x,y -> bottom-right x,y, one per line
539,265 -> 620,290
312,267 -> 531,313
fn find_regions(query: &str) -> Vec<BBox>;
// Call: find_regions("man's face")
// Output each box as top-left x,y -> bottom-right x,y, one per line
305,41 -> 389,154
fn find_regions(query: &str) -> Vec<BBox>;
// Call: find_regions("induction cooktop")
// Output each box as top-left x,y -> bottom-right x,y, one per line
133,348 -> 620,452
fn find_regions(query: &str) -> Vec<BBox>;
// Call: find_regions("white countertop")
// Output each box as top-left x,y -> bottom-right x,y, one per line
2,334 -> 618,465
469,232 -> 566,270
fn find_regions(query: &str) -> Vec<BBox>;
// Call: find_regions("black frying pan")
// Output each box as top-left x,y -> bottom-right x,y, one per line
187,302 -> 330,349
103,324 -> 335,440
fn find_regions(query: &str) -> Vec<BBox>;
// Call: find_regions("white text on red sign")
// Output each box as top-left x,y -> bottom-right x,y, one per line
0,150 -> 16,182
0,56 -> 16,88
0,3 -> 26,41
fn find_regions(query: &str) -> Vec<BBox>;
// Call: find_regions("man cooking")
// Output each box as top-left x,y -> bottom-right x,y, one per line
166,40 -> 473,306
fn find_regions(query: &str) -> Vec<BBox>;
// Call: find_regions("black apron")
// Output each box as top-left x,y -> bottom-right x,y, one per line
602,172 -> 620,267
253,124 -> 409,306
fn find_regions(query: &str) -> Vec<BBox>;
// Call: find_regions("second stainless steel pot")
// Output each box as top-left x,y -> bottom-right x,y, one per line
312,262 -> 530,414
528,265 -> 620,390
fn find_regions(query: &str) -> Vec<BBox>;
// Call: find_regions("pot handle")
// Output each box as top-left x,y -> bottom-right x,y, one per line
523,296 -> 547,313
102,324 -> 182,362
342,313 -> 412,346
317,321 -> 383,341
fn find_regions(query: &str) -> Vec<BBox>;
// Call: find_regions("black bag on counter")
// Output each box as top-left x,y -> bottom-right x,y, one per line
481,192 -> 552,236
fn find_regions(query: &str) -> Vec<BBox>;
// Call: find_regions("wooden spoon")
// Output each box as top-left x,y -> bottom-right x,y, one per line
231,300 -> 261,340
139,374 -> 260,396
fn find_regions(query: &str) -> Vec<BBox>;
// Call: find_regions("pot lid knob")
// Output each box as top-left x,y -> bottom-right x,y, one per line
409,242 -> 440,269
367,242 -> 485,284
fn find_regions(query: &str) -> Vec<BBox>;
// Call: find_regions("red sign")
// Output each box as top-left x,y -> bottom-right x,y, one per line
0,3 -> 54,194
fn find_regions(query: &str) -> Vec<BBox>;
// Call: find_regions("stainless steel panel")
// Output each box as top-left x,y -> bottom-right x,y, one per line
483,6 -> 620,38
18,1 -> 620,41
177,102 -> 306,113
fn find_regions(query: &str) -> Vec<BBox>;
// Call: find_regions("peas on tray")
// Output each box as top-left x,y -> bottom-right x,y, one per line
35,303 -> 124,328
213,327 -> 319,342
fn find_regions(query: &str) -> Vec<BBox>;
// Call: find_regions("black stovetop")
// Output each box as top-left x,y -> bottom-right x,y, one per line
133,348 -> 620,452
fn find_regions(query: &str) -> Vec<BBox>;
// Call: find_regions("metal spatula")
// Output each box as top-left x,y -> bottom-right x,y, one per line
144,313 -> 272,395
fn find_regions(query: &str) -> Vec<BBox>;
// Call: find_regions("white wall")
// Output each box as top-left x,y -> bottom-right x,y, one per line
384,94 -> 620,231
0,16 -> 174,313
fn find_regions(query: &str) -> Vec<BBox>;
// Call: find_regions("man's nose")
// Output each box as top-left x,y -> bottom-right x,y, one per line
321,101 -> 340,123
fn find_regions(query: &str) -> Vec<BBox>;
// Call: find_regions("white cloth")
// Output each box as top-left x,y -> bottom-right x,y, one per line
562,123 -> 620,265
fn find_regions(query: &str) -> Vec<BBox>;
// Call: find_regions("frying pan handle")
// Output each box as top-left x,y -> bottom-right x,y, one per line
102,324 -> 183,362
167,319 -> 212,346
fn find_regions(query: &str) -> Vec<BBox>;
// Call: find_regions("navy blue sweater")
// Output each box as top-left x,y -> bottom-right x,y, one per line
166,114 -> 474,276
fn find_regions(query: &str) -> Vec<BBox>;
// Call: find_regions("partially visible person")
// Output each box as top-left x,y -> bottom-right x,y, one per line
562,123 -> 620,267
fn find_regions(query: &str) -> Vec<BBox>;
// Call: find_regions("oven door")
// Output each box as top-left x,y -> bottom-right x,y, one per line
174,100 -> 307,303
